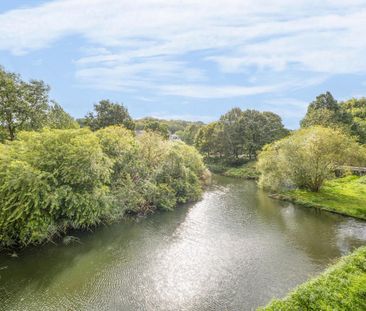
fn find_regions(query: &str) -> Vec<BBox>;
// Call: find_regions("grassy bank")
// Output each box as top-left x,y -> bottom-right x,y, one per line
207,161 -> 259,179
259,246 -> 366,310
273,176 -> 366,220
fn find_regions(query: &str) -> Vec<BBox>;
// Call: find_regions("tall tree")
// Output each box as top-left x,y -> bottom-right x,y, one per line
220,108 -> 245,160
300,91 -> 353,130
241,110 -> 288,159
47,101 -> 79,129
176,124 -> 202,145
341,97 -> 366,143
85,100 -> 135,131
0,68 -> 50,140
195,122 -> 225,158
143,120 -> 169,139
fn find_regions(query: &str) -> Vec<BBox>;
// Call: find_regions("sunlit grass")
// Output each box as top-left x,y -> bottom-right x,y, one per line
284,176 -> 366,220
259,246 -> 366,310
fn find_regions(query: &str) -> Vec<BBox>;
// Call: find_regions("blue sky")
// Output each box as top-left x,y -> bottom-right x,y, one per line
1,1 -> 366,128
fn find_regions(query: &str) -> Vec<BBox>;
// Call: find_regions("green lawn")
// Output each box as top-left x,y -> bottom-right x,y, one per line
282,176 -> 366,220
258,246 -> 366,311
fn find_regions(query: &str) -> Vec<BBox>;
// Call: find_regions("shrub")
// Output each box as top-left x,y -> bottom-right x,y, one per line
0,127 -> 207,248
257,126 -> 366,192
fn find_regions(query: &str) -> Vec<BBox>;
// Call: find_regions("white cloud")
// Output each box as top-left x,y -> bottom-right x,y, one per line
157,83 -> 283,99
0,0 -> 366,97
148,112 -> 214,123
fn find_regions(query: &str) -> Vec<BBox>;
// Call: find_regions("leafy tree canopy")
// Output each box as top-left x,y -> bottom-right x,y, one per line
143,120 -> 169,139
195,108 -> 288,162
85,99 -> 135,131
0,67 -> 50,140
257,126 -> 366,192
301,92 -> 366,143
47,101 -> 79,129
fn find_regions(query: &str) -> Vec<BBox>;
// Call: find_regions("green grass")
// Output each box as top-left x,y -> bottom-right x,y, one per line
281,176 -> 366,220
223,161 -> 259,179
258,246 -> 366,311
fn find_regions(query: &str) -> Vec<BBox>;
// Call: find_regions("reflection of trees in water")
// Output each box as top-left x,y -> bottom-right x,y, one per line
0,206 -> 192,310
255,186 -> 366,264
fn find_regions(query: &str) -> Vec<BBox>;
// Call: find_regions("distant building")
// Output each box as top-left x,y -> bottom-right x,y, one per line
169,134 -> 182,141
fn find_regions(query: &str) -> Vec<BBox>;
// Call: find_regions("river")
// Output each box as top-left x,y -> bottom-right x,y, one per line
0,176 -> 365,311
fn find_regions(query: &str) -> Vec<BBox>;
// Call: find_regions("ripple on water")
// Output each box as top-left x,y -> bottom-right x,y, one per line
1,177 -> 365,311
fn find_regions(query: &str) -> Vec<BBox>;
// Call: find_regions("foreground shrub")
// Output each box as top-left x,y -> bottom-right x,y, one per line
259,246 -> 366,311
0,127 -> 207,248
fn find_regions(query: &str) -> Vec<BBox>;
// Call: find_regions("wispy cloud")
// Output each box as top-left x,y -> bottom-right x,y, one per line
149,112 -> 215,123
0,0 -> 365,111
157,83 -> 283,99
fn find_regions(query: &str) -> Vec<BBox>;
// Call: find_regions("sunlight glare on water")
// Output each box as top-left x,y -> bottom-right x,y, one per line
0,176 -> 365,311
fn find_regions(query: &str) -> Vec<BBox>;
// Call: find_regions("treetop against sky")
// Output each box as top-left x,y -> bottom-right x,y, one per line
1,0 -> 366,128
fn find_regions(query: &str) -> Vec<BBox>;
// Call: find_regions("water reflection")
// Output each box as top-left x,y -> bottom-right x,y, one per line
0,176 -> 365,311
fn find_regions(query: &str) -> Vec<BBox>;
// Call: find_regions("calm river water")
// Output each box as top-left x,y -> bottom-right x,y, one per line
0,176 -> 365,311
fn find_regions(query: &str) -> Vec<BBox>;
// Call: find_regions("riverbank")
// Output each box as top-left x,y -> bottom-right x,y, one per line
0,128 -> 208,249
2,177 -> 365,310
271,176 -> 366,220
207,161 -> 259,179
259,246 -> 366,310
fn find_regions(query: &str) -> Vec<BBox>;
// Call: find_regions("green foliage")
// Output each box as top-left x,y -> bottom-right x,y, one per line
176,124 -> 202,145
0,67 -> 50,140
135,117 -> 203,134
301,92 -> 366,143
195,108 -> 288,162
282,176 -> 366,220
341,97 -> 366,143
259,246 -> 366,311
257,126 -> 366,192
0,127 -> 207,248
84,99 -> 135,131
143,120 -> 169,139
47,102 -> 79,129
223,161 -> 259,179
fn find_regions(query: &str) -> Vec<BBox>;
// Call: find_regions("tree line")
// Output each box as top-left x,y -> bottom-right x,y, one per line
1,64 -> 366,248
192,108 -> 289,162
0,127 -> 209,248
0,67 -> 209,248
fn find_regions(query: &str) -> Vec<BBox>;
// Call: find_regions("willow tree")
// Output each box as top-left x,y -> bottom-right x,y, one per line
257,126 -> 366,192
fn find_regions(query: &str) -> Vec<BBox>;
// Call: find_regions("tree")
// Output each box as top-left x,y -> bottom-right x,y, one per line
85,100 -> 135,131
257,126 -> 366,192
143,120 -> 169,139
47,101 -> 79,129
240,110 -> 288,159
0,68 -> 50,140
220,108 -> 245,160
0,127 -> 207,247
341,97 -> 366,144
176,124 -> 202,145
195,121 -> 225,158
301,92 -> 354,133
195,108 -> 288,162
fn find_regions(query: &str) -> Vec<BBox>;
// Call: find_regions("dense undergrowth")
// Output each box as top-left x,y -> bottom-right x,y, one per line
259,246 -> 366,311
223,161 -> 259,179
0,127 -> 209,248
206,160 -> 259,179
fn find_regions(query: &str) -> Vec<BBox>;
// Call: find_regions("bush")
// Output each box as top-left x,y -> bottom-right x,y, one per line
259,246 -> 366,311
0,127 -> 207,248
257,126 -> 366,192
